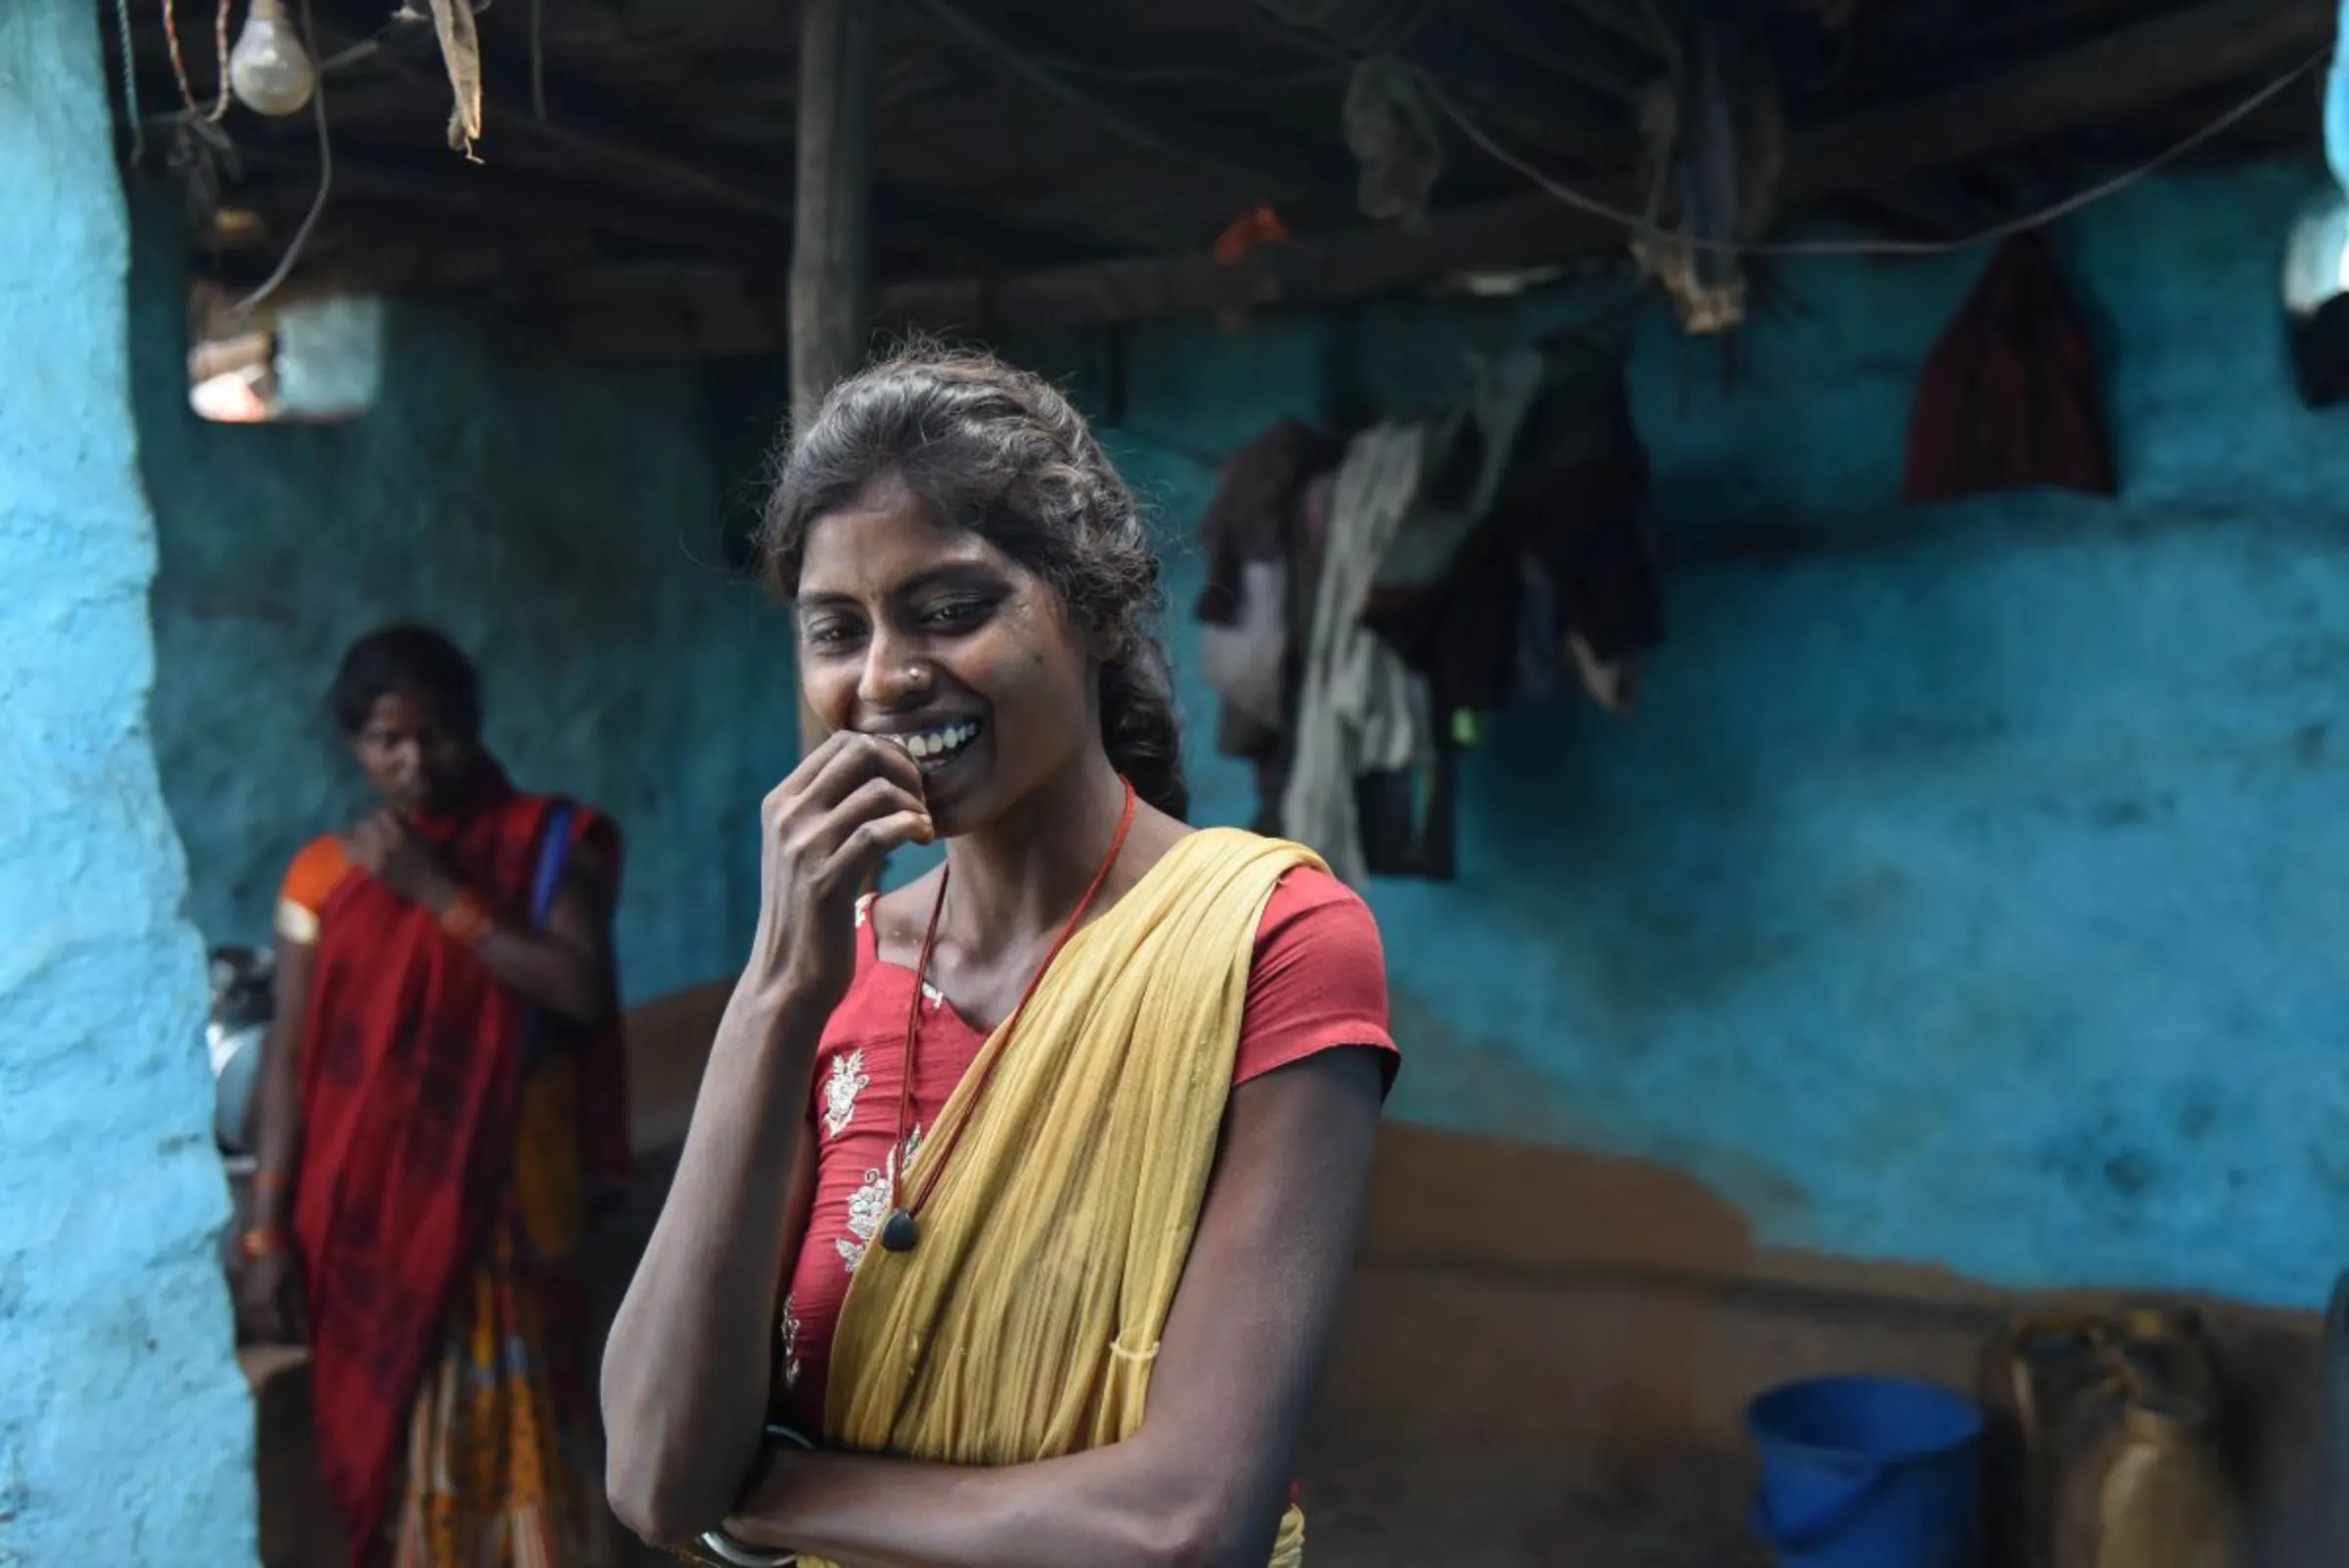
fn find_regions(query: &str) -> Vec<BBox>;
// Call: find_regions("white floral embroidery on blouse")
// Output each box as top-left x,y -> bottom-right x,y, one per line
837,1125 -> 924,1274
777,1293 -> 804,1391
822,1048 -> 870,1140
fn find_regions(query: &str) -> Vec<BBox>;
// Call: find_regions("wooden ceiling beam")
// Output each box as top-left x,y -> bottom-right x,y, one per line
866,0 -> 2331,335
1781,0 -> 2332,201
1453,0 -> 1664,100
235,143 -> 780,257
300,6 -> 1081,273
873,190 -> 1627,336
913,0 -> 1357,208
517,0 -> 2334,351
1247,0 -> 1629,161
1558,0 -> 1668,57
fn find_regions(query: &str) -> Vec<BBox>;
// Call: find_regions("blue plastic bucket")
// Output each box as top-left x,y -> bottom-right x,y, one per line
1746,1376 -> 1983,1568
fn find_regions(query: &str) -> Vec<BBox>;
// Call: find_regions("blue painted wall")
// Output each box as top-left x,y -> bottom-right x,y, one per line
1054,166 -> 2349,1310
0,3 -> 256,1561
134,219 -> 801,1005
136,146 -> 2348,1311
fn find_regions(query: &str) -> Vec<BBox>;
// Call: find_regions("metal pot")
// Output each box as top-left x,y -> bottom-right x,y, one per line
207,945 -> 274,1158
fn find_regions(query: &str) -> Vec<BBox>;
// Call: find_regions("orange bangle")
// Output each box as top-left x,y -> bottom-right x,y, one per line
439,889 -> 494,948
239,1226 -> 288,1261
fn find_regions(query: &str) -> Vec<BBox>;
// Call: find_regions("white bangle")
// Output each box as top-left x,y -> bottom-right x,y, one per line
696,1424 -> 814,1566
697,1529 -> 794,1568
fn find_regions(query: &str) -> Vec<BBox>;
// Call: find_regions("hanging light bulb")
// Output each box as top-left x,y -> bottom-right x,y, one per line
229,0 -> 317,117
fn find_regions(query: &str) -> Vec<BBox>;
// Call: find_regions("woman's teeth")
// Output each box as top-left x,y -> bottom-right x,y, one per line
891,721 -> 980,762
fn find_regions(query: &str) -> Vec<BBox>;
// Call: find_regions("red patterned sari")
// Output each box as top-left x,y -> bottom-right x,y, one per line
284,767 -> 625,1566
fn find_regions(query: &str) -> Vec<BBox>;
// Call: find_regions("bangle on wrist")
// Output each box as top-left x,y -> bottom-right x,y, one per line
239,1225 -> 289,1261
694,1531 -> 794,1568
691,1425 -> 810,1566
439,889 -> 495,948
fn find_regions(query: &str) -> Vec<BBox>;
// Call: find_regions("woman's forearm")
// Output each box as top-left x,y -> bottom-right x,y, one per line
251,944 -> 315,1226
601,979 -> 824,1543
250,1028 -> 304,1226
713,1054 -> 1386,1568
467,920 -> 614,1024
720,1436 -> 1260,1568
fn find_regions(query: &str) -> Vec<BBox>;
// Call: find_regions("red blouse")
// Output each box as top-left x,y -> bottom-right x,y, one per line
772,865 -> 1397,1434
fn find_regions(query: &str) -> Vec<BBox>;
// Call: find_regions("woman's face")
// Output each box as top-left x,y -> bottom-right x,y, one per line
350,689 -> 476,815
794,480 -> 1098,836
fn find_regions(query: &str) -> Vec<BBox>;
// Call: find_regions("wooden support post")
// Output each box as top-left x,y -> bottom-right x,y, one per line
788,0 -> 876,758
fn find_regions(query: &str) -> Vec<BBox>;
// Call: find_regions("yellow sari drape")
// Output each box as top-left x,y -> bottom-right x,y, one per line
818,828 -> 1319,1567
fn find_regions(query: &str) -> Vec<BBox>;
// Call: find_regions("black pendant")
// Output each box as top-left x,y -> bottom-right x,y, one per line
880,1209 -> 921,1253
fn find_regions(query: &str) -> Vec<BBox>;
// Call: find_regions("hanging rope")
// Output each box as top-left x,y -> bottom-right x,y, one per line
161,0 -> 235,122
115,0 -> 146,164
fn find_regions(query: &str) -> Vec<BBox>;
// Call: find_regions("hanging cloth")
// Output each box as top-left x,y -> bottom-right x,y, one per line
1903,232 -> 2118,504
817,829 -> 1322,1568
1282,424 -> 1438,887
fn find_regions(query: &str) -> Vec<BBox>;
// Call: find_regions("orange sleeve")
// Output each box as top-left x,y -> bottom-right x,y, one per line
275,836 -> 350,945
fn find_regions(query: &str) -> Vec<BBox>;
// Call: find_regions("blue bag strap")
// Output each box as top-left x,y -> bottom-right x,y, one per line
530,802 -> 578,929
515,802 -> 580,1081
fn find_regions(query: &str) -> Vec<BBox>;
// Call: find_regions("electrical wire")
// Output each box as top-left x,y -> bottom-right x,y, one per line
913,0 -> 1269,186
161,0 -> 198,112
234,0 -> 331,314
207,0 -> 231,120
115,0 -> 146,163
161,0 -> 234,121
1417,48 -> 2329,259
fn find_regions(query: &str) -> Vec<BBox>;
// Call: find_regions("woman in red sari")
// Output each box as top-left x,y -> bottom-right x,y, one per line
241,624 -> 629,1568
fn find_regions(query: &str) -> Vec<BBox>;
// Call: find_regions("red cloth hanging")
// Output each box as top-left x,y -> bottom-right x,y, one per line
1903,232 -> 2118,505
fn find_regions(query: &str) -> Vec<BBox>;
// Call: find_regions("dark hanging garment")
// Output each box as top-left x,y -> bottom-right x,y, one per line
1361,337 -> 1661,715
1193,418 -> 1341,625
1903,232 -> 2118,505
1193,418 -> 1341,804
2288,298 -> 2349,409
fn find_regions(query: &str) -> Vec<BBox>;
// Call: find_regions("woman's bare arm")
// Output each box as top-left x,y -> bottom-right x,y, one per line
716,1045 -> 1387,1568
344,811 -> 620,1026
250,938 -> 315,1209
460,845 -> 619,1025
603,735 -> 963,1545
238,937 -> 317,1340
602,983 -> 822,1540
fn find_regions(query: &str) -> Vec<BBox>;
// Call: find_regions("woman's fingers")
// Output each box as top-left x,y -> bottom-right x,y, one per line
762,730 -> 854,815
799,776 -> 929,873
817,809 -> 935,891
777,732 -> 927,816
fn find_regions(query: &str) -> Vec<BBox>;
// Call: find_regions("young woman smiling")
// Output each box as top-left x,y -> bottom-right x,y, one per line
603,346 -> 1397,1568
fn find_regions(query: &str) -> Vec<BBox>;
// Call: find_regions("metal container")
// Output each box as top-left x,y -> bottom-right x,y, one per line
207,945 -> 274,1157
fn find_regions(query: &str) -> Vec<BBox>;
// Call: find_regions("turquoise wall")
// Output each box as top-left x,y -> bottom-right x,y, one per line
0,2 -> 256,1560
134,217 -> 800,1005
135,149 -> 2349,1311
1071,166 -> 2349,1311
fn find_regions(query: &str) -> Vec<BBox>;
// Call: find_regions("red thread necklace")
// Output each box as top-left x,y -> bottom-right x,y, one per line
879,777 -> 1138,1254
